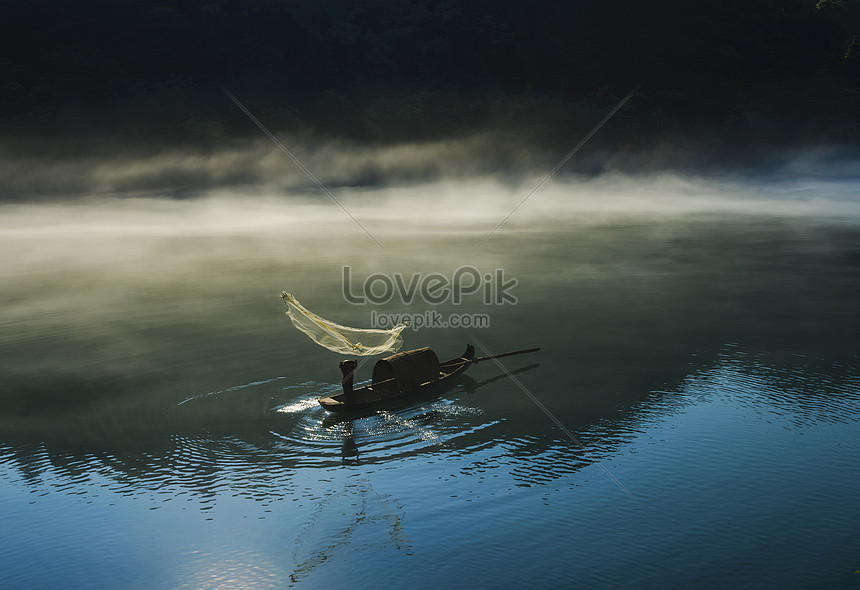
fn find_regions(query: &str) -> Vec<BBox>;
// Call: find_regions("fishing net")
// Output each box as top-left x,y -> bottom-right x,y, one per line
281,292 -> 407,356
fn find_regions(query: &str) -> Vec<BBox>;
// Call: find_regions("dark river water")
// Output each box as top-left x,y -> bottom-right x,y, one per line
1,177 -> 859,588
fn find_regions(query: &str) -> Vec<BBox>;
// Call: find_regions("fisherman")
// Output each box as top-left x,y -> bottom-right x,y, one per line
339,360 -> 357,402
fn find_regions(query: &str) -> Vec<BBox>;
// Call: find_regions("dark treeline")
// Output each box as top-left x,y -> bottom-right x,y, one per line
1,0 -> 859,156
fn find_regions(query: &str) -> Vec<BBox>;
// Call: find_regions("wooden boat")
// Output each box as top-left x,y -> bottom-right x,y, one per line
318,344 -> 539,413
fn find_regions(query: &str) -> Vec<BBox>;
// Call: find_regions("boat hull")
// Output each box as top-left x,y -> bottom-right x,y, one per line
318,345 -> 475,412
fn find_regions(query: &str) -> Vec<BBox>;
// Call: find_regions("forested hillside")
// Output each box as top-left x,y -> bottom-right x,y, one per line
2,0 -> 858,152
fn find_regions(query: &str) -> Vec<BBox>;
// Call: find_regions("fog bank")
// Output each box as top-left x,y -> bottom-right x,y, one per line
2,135 -> 859,202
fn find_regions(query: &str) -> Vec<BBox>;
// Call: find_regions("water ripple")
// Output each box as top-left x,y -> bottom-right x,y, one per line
3,348 -> 858,514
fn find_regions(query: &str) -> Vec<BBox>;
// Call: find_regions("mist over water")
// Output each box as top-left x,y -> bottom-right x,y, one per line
1,144 -> 859,588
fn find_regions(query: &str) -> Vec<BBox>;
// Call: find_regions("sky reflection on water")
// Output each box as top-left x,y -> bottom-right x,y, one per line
1,177 -> 859,588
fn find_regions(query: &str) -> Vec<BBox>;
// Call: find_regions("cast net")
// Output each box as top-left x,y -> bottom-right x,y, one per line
281,292 -> 407,356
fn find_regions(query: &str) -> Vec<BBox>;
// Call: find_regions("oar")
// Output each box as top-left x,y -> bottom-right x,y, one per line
445,347 -> 541,368
476,347 -> 540,363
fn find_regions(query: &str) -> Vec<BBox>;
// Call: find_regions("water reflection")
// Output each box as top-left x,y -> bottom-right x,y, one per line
175,550 -> 285,590
2,197 -> 860,590
0,365 -> 544,502
339,422 -> 360,465
3,347 -> 857,506
289,476 -> 412,585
